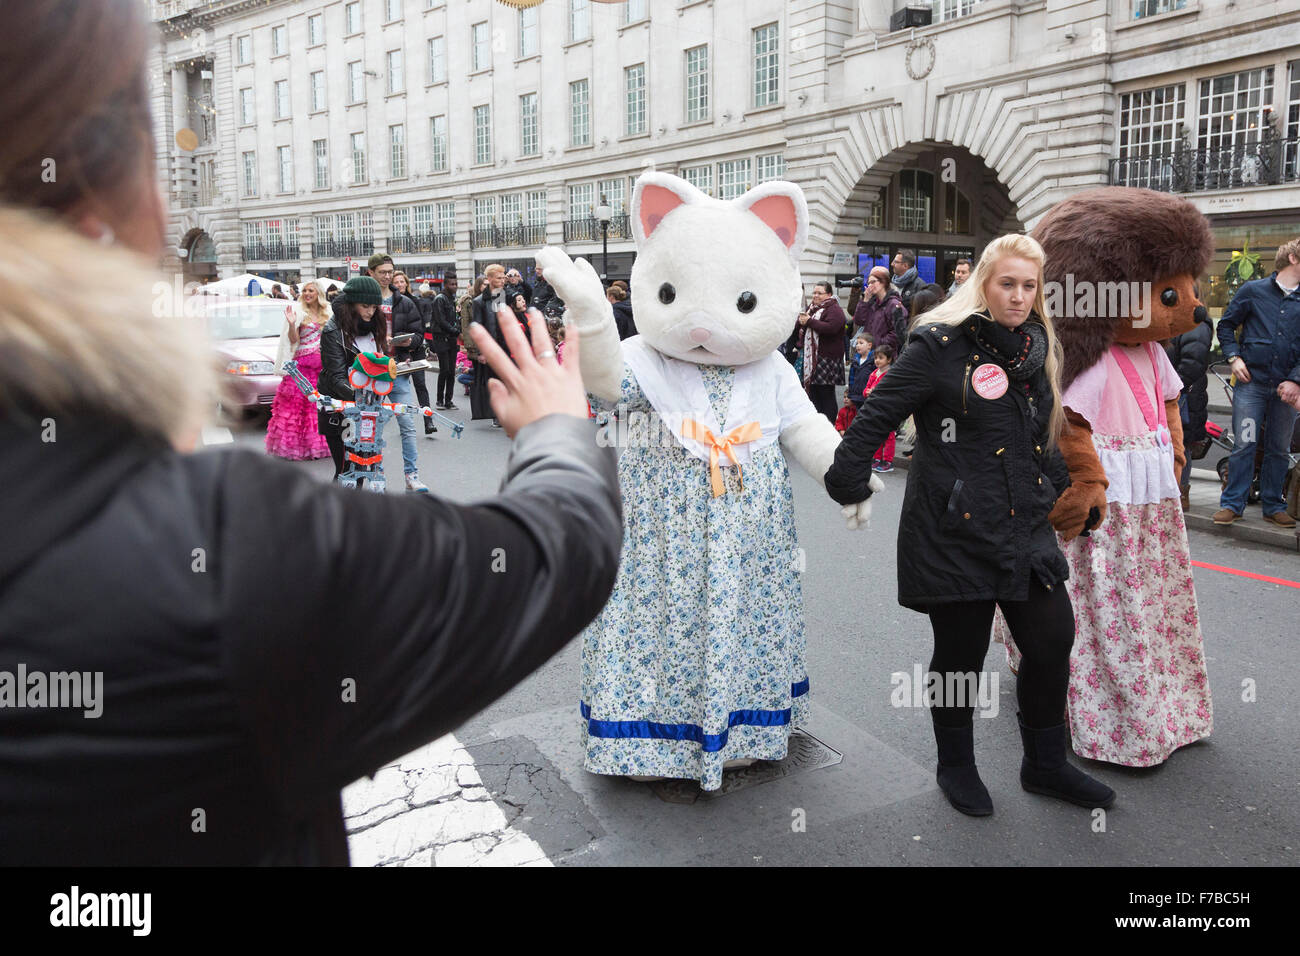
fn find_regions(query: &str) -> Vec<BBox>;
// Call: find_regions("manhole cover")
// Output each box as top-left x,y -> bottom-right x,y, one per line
648,729 -> 843,804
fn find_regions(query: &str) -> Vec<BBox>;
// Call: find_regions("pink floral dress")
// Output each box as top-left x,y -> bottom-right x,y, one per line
1001,343 -> 1212,766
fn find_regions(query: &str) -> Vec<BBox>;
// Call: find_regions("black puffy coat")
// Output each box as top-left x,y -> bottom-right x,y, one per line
0,410 -> 621,865
825,316 -> 1071,611
388,289 -> 425,360
1165,310 -> 1213,443
532,276 -> 565,318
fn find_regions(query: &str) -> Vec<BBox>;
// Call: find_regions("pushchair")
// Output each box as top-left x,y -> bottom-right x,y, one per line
1199,361 -> 1300,516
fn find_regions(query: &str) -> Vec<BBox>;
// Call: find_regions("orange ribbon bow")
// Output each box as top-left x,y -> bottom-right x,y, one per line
681,419 -> 763,497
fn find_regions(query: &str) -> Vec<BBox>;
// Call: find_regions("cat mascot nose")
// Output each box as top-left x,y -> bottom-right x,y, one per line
688,327 -> 712,344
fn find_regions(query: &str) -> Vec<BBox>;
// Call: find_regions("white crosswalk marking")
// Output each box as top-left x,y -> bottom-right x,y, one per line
342,734 -> 552,867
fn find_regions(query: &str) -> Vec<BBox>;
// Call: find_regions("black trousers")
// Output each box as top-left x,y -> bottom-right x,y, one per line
320,416 -> 346,479
807,384 -> 838,424
410,370 -> 433,431
434,345 -> 457,405
925,576 -> 1074,729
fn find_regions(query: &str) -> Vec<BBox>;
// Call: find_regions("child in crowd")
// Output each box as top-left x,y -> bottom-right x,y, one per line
862,343 -> 896,472
847,333 -> 875,411
455,337 -> 473,395
835,391 -> 856,434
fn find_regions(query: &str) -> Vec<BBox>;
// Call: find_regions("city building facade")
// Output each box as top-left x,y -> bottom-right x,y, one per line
150,0 -> 1300,312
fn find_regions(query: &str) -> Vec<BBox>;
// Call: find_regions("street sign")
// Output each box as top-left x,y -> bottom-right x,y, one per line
350,261 -> 360,273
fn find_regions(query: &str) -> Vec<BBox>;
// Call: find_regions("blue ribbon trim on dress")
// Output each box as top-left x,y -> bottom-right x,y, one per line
581,680 -> 810,754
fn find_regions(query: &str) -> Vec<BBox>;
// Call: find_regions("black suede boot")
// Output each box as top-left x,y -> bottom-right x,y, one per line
1018,713 -> 1116,809
932,721 -> 993,816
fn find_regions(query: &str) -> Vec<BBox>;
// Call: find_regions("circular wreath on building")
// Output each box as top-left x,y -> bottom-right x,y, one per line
906,37 -> 936,81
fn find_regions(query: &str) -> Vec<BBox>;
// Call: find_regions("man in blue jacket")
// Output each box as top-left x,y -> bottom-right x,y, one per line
1214,239 -> 1300,527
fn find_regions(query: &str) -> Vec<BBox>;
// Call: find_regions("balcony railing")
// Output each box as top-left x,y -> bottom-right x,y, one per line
312,238 -> 371,259
1108,137 -> 1300,194
151,0 -> 190,20
175,186 -> 217,208
562,214 -> 631,243
390,231 -> 457,255
242,242 -> 301,261
469,223 -> 549,250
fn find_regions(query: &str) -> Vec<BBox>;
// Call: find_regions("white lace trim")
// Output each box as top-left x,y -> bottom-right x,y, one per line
1097,442 -> 1180,506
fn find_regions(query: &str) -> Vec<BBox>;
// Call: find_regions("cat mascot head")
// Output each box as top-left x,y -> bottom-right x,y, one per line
629,171 -> 809,367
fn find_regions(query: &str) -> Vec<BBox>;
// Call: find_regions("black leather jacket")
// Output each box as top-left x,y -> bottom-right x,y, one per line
826,316 -> 1071,610
430,292 -> 460,350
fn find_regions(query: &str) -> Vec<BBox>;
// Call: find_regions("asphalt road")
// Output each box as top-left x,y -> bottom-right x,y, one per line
223,392 -> 1298,866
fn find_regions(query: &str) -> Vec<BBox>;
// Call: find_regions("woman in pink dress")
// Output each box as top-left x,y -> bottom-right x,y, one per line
265,280 -> 331,460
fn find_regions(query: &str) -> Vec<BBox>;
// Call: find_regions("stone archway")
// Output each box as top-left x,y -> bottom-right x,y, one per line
828,141 -> 1022,288
784,74 -> 1112,275
180,227 -> 217,284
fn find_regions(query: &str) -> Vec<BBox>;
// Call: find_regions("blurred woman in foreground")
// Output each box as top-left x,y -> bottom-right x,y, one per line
0,0 -> 621,865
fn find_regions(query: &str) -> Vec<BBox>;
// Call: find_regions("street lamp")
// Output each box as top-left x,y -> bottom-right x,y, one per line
595,195 -> 612,283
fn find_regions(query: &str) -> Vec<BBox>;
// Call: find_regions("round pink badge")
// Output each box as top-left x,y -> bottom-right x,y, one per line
971,363 -> 1008,400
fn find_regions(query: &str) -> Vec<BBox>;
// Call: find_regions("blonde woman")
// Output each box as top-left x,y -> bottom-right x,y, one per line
825,234 -> 1115,817
266,279 -> 330,460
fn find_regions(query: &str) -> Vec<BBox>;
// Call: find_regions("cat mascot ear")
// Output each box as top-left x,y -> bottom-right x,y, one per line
632,171 -> 708,244
734,182 -> 808,267
631,171 -> 809,267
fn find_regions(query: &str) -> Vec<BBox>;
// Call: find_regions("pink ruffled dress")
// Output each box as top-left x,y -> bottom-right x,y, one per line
265,321 -> 330,461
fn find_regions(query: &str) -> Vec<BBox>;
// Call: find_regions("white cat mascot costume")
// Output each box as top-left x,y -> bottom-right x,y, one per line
538,171 -> 880,790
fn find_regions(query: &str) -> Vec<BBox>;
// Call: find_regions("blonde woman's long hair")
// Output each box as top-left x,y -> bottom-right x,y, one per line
297,279 -> 329,325
914,234 -> 1066,445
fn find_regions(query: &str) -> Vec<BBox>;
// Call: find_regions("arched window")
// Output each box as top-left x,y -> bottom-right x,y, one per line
188,232 -> 216,263
943,182 -> 971,234
898,169 -> 934,233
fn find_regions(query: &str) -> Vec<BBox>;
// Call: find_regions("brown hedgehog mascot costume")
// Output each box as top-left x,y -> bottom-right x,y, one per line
1002,187 -> 1215,767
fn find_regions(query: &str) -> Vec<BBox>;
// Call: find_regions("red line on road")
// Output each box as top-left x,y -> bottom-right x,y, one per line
1191,560 -> 1300,590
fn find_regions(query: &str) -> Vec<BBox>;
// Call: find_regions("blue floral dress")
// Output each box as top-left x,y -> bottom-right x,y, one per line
581,363 -> 810,790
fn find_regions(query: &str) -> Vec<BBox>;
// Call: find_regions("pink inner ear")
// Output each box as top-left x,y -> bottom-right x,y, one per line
639,184 -> 686,238
746,195 -> 798,248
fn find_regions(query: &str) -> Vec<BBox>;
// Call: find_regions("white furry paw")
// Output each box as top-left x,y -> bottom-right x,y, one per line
841,500 -> 872,531
535,246 -> 611,326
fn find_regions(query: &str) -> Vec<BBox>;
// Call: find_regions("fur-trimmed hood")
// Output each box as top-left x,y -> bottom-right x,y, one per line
1031,187 -> 1215,389
0,206 -> 215,447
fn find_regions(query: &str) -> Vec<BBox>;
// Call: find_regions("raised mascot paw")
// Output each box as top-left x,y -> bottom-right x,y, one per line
535,246 -> 611,326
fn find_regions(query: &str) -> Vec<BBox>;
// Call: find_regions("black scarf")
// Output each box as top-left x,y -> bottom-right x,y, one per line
962,311 -> 1047,382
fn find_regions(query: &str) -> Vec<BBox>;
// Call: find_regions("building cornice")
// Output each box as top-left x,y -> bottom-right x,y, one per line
155,0 -> 299,36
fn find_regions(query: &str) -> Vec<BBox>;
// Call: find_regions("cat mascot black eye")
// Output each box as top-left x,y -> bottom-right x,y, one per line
736,291 -> 757,313
658,283 -> 676,305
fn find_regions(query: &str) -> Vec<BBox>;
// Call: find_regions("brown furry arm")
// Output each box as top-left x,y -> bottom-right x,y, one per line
1166,399 -> 1186,484
1048,408 -> 1109,542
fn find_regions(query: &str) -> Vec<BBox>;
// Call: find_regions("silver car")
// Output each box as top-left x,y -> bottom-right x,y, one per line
203,299 -> 291,416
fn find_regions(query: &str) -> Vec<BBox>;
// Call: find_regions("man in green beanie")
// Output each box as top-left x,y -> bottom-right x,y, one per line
363,253 -> 428,491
